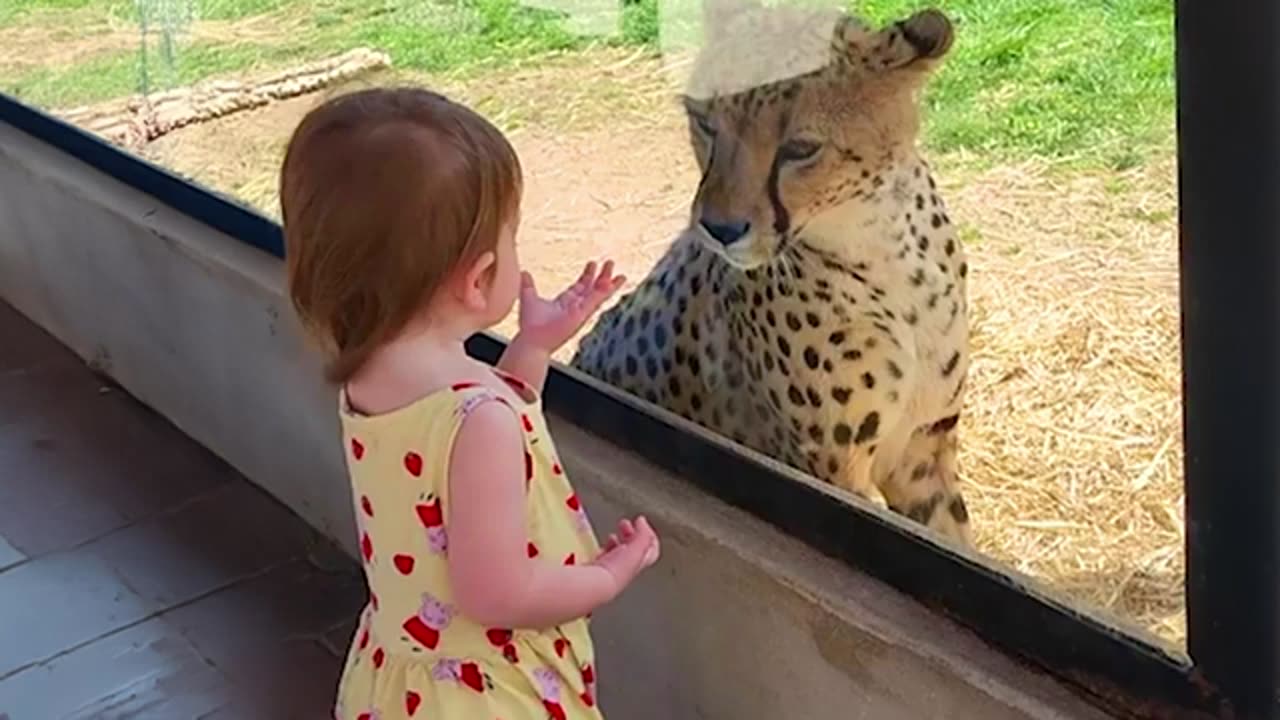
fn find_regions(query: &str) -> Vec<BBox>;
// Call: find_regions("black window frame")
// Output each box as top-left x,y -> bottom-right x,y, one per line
1,2 -> 1276,714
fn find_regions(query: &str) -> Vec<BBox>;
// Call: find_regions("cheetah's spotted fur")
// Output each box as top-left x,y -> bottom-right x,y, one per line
570,2 -> 972,545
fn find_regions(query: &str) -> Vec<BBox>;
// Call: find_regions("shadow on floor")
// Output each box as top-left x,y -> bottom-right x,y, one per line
0,301 -> 366,719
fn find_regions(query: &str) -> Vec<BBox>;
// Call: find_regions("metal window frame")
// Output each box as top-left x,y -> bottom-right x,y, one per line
1175,1 -> 1279,717
1,2 -> 1276,714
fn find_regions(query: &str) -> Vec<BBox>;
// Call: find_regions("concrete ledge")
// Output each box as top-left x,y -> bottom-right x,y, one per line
563,415 -> 1113,719
0,120 -> 1112,719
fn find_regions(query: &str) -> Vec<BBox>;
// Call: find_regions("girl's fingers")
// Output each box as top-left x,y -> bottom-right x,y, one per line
582,275 -> 626,314
635,516 -> 656,541
594,260 -> 615,288
575,262 -> 597,293
554,260 -> 622,311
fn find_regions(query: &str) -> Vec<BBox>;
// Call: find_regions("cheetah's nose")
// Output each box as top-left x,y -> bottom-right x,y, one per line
699,218 -> 751,246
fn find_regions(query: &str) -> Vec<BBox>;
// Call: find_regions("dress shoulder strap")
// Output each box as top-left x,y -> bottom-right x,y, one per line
450,382 -> 513,421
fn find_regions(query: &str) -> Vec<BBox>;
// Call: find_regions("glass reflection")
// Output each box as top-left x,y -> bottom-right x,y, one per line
0,0 -> 1181,646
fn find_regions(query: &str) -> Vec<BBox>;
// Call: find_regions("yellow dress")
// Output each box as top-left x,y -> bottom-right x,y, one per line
333,368 -> 604,720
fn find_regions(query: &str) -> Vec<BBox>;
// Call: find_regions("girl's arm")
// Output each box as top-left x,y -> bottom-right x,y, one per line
446,400 -> 652,629
496,333 -> 552,394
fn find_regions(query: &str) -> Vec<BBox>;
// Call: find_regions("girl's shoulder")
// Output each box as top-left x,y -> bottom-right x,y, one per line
446,366 -> 542,415
338,365 -> 538,428
335,378 -> 518,480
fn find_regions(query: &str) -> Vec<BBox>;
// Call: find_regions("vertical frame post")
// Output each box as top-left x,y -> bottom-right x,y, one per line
1176,1 -> 1280,716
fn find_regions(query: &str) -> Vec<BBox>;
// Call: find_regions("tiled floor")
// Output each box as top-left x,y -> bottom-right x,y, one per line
0,301 -> 366,719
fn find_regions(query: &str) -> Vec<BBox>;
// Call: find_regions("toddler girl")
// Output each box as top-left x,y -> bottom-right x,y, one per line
280,86 -> 661,720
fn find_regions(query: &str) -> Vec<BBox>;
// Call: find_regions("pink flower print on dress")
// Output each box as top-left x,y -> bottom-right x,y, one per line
534,667 -> 567,720
432,658 -> 489,693
402,592 -> 454,650
414,494 -> 448,554
355,710 -> 381,720
432,658 -> 461,682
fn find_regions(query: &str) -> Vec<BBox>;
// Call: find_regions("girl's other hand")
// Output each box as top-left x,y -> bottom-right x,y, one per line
595,515 -> 661,589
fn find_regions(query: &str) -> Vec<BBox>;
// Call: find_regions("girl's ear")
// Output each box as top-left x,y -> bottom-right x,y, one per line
456,250 -> 498,312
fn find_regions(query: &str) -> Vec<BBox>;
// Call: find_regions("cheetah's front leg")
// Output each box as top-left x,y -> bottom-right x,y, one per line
806,321 -> 918,503
874,415 -> 973,547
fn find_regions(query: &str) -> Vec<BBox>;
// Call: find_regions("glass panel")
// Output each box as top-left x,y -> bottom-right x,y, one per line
0,0 -> 1182,646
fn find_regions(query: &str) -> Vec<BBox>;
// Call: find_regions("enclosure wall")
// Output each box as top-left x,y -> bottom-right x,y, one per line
0,119 -> 1113,720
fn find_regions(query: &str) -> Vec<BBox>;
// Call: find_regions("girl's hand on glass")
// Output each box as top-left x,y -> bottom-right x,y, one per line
515,260 -> 625,354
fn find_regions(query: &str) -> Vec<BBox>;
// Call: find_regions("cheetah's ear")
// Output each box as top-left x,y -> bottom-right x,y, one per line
875,9 -> 955,71
701,0 -> 760,33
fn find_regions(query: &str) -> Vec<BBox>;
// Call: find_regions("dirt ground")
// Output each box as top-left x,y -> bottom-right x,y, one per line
123,49 -> 1186,648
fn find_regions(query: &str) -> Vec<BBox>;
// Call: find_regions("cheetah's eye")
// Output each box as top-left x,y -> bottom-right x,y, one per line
778,139 -> 822,164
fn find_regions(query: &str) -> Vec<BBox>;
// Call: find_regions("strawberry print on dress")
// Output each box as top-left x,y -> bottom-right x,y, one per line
404,451 -> 424,477
565,494 -> 591,532
414,494 -> 448,554
486,628 -> 520,663
393,554 -> 415,575
580,664 -> 597,708
333,383 -> 602,719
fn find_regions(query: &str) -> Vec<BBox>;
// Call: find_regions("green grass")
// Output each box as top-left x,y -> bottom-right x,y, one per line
340,0 -> 587,72
609,0 -> 1176,168
856,0 -> 1175,169
2,0 -> 610,104
5,41 -> 326,108
0,0 -> 98,25
1,0 -> 1175,169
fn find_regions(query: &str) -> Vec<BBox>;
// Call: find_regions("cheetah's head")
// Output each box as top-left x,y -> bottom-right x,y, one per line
682,0 -> 953,269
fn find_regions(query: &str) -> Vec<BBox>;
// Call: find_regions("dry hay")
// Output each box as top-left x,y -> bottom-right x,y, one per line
372,46 -> 681,139
943,156 -> 1184,646
112,47 -> 1186,647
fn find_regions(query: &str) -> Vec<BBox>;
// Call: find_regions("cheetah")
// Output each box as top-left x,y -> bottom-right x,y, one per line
569,1 -> 972,546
